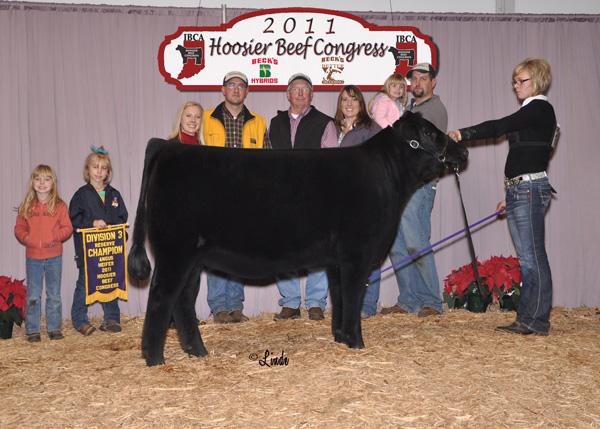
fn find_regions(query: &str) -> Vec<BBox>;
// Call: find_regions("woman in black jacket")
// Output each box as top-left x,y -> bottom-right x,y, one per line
449,58 -> 557,336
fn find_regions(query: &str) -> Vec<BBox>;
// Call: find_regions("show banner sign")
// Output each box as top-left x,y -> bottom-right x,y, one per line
158,8 -> 438,91
81,224 -> 128,305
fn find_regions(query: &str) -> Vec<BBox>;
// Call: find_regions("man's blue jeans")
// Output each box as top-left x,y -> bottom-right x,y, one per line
362,278 -> 380,316
276,270 -> 328,310
71,268 -> 120,330
206,273 -> 244,314
506,177 -> 553,333
25,255 -> 63,334
363,183 -> 441,314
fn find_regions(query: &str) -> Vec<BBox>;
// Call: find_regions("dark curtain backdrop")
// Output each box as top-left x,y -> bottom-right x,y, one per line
1,2 -> 599,320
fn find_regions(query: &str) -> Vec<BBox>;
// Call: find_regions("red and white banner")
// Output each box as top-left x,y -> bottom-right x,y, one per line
158,8 -> 439,91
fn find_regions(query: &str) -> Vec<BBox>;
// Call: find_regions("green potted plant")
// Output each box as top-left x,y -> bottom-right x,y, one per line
0,276 -> 26,339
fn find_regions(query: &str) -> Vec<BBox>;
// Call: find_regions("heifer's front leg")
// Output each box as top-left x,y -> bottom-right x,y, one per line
326,266 -> 344,343
142,258 -> 194,366
173,265 -> 208,358
141,265 -> 173,366
339,263 -> 369,349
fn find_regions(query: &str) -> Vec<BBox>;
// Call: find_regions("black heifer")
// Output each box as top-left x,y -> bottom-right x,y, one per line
128,111 -> 468,366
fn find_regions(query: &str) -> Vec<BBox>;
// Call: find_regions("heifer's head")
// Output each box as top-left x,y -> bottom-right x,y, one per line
393,111 -> 468,178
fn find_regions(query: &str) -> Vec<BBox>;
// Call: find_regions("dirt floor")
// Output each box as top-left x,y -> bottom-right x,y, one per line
1,306 -> 600,429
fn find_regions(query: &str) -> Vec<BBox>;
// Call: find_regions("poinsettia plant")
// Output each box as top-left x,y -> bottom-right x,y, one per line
443,256 -> 522,311
0,276 -> 26,326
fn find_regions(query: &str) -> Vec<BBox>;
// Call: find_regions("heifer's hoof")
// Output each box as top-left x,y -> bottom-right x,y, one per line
333,329 -> 345,343
184,343 -> 208,358
145,355 -> 166,366
142,349 -> 166,366
338,333 -> 365,349
346,339 -> 365,349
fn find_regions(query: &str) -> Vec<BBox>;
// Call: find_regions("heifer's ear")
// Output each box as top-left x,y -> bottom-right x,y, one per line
145,138 -> 169,163
392,110 -> 420,140
406,111 -> 423,121
148,137 -> 167,145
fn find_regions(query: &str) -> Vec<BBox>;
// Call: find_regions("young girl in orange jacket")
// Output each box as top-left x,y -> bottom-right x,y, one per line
15,165 -> 73,342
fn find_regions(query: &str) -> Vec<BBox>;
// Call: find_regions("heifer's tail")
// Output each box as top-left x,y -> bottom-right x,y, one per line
128,138 -> 166,283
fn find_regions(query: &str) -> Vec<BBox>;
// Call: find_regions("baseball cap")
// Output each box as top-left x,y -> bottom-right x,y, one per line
223,71 -> 248,85
407,63 -> 436,78
288,73 -> 312,87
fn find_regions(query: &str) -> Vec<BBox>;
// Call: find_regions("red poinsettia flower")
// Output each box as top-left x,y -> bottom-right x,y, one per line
443,259 -> 480,298
7,279 -> 26,317
0,294 -> 9,312
0,276 -> 27,323
444,256 -> 521,306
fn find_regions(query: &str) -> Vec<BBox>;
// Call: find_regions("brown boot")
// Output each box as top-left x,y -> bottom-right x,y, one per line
274,307 -> 301,320
229,310 -> 249,323
307,307 -> 324,320
48,331 -> 64,340
99,320 -> 122,333
76,323 -> 96,336
213,311 -> 233,324
380,304 -> 408,315
417,307 -> 442,318
27,333 -> 41,342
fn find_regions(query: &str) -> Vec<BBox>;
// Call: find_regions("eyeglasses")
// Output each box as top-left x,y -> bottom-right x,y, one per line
512,78 -> 531,86
224,82 -> 247,90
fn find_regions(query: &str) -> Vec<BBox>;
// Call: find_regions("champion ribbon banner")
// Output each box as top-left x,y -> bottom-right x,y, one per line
158,7 -> 438,91
81,224 -> 128,305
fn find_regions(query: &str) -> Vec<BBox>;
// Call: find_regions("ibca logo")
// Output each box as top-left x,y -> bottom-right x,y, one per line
389,34 -> 417,76
176,33 -> 205,79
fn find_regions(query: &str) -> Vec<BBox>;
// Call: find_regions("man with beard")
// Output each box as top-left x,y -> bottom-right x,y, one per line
380,62 -> 448,318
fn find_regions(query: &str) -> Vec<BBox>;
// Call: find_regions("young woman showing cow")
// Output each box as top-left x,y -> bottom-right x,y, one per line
449,58 -> 557,336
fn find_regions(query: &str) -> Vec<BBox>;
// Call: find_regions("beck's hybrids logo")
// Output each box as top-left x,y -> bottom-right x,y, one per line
251,57 -> 279,84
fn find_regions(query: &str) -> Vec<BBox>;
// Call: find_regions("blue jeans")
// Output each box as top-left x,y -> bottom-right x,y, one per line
362,277 -> 380,317
206,273 -> 244,314
71,268 -> 120,330
363,183 -> 441,314
277,270 -> 328,310
25,255 -> 63,334
506,177 -> 553,333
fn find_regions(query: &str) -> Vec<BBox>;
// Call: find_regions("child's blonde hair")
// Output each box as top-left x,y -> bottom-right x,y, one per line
83,152 -> 113,185
368,73 -> 408,115
18,164 -> 63,218
382,73 -> 408,106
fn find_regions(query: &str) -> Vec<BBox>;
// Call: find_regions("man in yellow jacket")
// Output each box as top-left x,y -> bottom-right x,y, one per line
203,71 -> 268,149
202,71 -> 268,324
